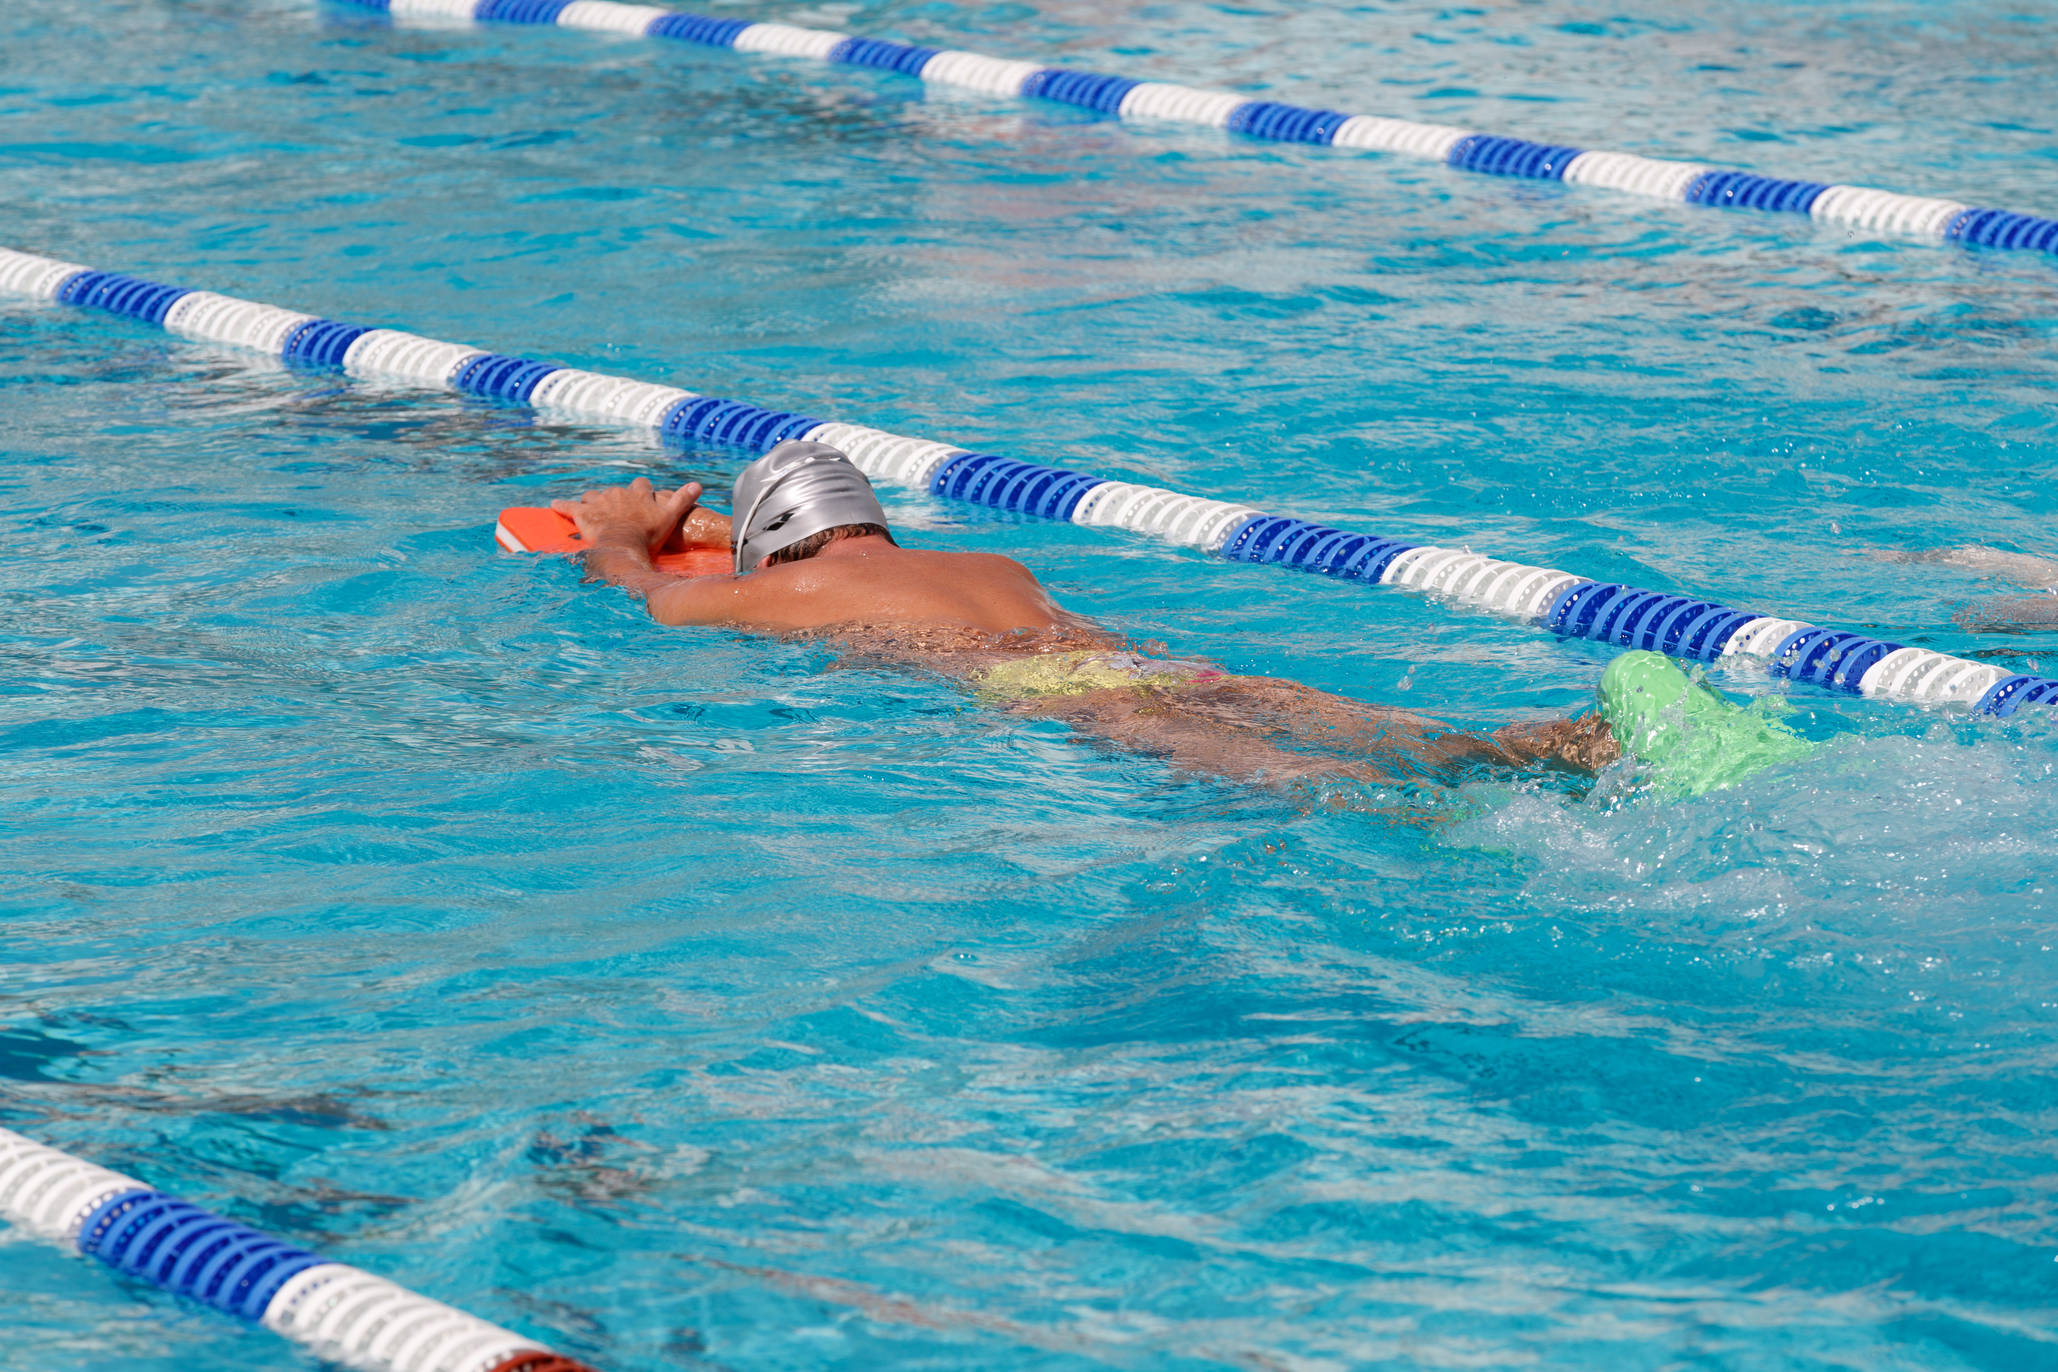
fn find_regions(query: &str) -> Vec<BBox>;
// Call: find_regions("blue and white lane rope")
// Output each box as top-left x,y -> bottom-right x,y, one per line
0,1126 -> 598,1372
328,1 -> 2058,260
4,244 -> 2053,719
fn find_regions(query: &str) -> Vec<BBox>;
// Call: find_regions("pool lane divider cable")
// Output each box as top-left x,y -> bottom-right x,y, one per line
0,1126 -> 600,1372
325,0 -> 2058,262
4,244 -> 2052,718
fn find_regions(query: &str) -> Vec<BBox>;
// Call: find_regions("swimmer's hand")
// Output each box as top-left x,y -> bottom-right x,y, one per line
550,478 -> 724,597
552,478 -> 702,554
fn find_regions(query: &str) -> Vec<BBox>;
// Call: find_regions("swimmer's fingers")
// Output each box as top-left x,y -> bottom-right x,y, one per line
662,482 -> 702,522
551,482 -> 665,544
549,489 -> 611,525
646,482 -> 701,552
548,487 -> 620,516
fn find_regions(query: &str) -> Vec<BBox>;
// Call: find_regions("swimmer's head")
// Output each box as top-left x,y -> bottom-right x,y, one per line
731,441 -> 895,575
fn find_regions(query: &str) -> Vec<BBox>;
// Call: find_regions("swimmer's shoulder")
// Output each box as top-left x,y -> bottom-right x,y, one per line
779,544 -> 1039,583
909,547 -> 1044,582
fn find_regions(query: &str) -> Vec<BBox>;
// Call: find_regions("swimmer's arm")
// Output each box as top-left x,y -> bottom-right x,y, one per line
643,574 -> 768,626
578,530 -> 687,596
575,531 -> 757,624
671,504 -> 733,552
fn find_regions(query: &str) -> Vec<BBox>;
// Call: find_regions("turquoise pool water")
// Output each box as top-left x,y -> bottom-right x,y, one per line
5,0 -> 2058,1367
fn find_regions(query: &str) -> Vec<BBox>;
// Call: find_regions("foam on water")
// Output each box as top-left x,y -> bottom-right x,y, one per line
3,0 -> 2058,1368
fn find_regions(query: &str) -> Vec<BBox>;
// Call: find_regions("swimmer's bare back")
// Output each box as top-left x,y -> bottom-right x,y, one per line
554,478 -> 1095,637
551,478 -> 1616,785
652,545 -> 1076,635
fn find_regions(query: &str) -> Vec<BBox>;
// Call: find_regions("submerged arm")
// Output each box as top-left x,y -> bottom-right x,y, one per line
670,503 -> 734,552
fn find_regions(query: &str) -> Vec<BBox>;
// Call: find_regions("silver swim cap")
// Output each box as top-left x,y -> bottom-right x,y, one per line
731,440 -> 891,574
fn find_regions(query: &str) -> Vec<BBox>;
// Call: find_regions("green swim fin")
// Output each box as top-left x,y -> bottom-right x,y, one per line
1597,650 -> 1815,799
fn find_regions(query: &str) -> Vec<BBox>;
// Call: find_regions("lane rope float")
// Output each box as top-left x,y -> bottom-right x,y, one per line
4,243 -> 2051,718
324,0 -> 2058,261
0,1126 -> 601,1372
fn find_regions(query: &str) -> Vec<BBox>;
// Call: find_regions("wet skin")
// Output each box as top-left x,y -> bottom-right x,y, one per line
1869,545 -> 2058,633
553,479 -> 1619,787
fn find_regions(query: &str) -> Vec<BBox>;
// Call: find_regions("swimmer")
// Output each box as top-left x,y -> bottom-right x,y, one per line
551,441 -> 1795,794
1869,545 -> 2058,633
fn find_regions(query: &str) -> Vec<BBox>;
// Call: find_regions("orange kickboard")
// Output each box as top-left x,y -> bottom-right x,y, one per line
495,507 -> 733,577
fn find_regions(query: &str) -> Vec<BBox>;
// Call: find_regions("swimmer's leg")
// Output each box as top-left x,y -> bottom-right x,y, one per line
1193,676 -> 1454,735
1014,688 -> 1431,785
1162,677 -> 1619,779
1014,678 -> 1619,788
1154,678 -> 1460,759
